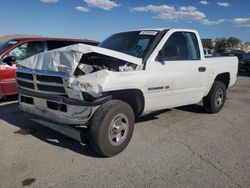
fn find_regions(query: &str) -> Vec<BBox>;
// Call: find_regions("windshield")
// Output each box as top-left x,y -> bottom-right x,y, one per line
99,31 -> 159,58
0,40 -> 19,53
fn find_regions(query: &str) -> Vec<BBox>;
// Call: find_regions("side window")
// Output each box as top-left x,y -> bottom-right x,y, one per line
188,33 -> 200,59
7,41 -> 44,61
47,41 -> 75,50
160,32 -> 200,61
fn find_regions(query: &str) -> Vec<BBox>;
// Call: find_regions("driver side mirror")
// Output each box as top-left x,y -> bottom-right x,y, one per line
2,56 -> 16,66
156,49 -> 165,62
156,45 -> 178,61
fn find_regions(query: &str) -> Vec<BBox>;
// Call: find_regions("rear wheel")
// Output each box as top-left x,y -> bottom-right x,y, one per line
89,100 -> 134,157
203,81 -> 226,113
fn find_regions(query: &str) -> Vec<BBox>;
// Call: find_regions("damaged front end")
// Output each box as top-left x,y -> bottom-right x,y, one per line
17,68 -> 111,125
17,44 -> 142,125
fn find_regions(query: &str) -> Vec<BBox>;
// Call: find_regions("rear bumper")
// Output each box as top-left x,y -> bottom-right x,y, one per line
18,89 -> 111,125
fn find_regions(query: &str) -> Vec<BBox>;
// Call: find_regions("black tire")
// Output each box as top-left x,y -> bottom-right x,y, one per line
203,81 -> 226,113
89,100 -> 135,157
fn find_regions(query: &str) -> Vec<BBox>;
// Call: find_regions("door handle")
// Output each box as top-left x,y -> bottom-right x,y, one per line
198,67 -> 206,72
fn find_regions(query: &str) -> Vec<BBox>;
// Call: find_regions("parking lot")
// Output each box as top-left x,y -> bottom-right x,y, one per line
0,72 -> 249,188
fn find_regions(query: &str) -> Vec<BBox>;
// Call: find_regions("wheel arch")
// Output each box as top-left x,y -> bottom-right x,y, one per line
214,72 -> 230,88
103,89 -> 145,117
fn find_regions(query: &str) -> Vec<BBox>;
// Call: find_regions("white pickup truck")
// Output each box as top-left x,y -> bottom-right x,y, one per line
16,28 -> 238,157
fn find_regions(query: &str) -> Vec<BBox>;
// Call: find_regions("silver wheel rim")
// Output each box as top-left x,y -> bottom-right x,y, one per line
215,88 -> 224,107
108,113 -> 129,146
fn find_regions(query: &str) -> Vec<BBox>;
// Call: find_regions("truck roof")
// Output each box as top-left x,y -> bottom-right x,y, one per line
125,28 -> 198,33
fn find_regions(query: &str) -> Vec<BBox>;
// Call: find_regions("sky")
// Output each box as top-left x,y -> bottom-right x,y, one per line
0,0 -> 249,42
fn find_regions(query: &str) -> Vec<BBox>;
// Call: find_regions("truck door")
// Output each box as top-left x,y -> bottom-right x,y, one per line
145,31 -> 206,111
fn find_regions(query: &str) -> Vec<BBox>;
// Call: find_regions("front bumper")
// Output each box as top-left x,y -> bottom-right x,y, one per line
19,89 -> 111,125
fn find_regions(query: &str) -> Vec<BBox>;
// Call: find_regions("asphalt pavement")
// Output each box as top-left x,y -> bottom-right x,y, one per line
0,72 -> 250,188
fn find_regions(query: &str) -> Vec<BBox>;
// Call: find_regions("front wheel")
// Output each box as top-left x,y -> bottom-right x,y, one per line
89,100 -> 135,157
203,81 -> 226,113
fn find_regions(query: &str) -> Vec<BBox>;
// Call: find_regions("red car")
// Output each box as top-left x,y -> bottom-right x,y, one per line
0,37 -> 98,99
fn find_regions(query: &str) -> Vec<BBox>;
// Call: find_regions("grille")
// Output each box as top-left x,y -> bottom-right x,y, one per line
17,80 -> 34,89
16,72 -> 33,80
37,75 -> 63,84
16,68 -> 68,95
37,84 -> 65,93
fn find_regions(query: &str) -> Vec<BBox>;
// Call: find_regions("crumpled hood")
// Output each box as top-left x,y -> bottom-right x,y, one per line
18,43 -> 142,76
